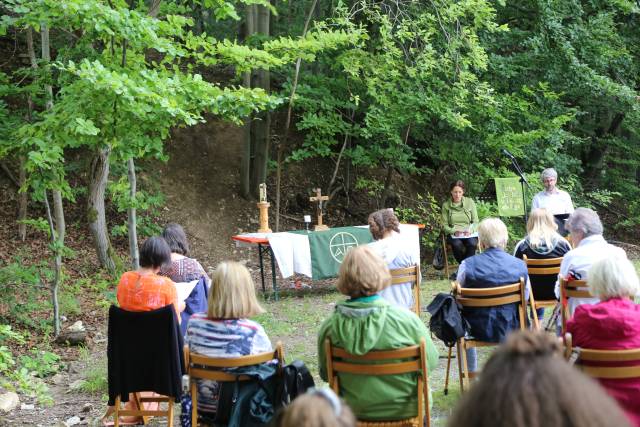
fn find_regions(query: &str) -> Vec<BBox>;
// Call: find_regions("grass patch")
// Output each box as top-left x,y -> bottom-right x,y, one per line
76,346 -> 108,396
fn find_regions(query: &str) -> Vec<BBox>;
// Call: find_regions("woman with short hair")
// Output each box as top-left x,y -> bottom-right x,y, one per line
567,252 -> 640,425
317,246 -> 438,422
456,218 -> 529,373
184,261 -> 271,418
275,388 -> 356,427
368,208 -> 418,311
447,331 -> 631,427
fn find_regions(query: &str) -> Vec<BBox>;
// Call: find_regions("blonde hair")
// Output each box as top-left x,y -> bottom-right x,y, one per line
336,245 -> 391,298
588,249 -> 639,300
477,218 -> 508,250
526,208 -> 561,250
208,261 -> 264,318
277,390 -> 356,427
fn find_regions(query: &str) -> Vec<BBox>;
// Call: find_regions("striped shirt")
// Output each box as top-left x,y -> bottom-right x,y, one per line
185,314 -> 272,414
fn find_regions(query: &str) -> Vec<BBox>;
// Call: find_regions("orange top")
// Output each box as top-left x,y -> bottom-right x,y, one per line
116,271 -> 180,317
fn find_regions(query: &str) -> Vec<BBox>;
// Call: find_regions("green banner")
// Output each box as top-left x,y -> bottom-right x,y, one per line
307,226 -> 373,280
495,177 -> 524,217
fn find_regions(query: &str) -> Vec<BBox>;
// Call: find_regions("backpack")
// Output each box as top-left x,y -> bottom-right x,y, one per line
426,293 -> 469,347
275,359 -> 315,407
432,245 -> 445,271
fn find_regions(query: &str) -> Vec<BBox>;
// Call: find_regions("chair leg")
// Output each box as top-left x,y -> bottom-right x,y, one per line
114,396 -> 121,427
167,400 -> 174,427
444,347 -> 452,395
191,382 -> 198,427
459,339 -> 469,392
456,339 -> 465,393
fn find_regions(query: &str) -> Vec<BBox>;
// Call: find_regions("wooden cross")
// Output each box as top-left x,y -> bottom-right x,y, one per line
309,188 -> 329,231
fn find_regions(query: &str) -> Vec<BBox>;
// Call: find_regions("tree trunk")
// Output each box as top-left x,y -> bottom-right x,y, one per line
240,5 -> 257,199
43,189 -> 61,337
18,156 -> 27,241
127,158 -> 139,270
88,146 -> 115,272
250,5 -> 271,198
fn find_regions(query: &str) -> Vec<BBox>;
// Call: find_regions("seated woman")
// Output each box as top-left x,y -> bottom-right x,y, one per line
184,261 -> 271,418
368,208 -> 418,311
275,388 -> 356,427
567,252 -> 640,426
318,246 -> 438,422
447,331 -> 632,427
159,223 -> 211,331
457,218 -> 529,373
107,236 -> 183,425
514,208 -> 571,317
442,180 -> 479,277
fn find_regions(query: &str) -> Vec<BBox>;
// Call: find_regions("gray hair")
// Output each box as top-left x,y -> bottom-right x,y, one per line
478,218 -> 508,250
566,208 -> 603,237
540,168 -> 558,182
588,249 -> 638,300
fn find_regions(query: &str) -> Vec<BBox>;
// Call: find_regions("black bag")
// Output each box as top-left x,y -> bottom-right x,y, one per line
426,293 -> 469,347
274,359 -> 315,407
432,245 -> 445,270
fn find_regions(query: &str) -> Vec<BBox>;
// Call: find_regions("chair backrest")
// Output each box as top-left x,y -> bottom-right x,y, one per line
523,255 -> 563,276
390,264 -> 421,316
324,337 -> 430,427
559,278 -> 592,334
453,278 -> 527,331
185,342 -> 285,382
564,333 -> 640,380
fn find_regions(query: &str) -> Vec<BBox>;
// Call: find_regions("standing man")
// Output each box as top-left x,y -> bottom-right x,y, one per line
531,168 -> 574,235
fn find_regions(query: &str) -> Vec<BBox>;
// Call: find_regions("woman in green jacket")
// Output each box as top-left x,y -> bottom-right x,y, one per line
442,180 -> 479,266
318,246 -> 439,422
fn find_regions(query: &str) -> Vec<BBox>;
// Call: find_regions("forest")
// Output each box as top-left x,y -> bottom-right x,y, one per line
0,0 -> 639,425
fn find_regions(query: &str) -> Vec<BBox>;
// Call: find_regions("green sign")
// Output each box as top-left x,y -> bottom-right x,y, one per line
306,226 -> 373,280
495,177 -> 524,217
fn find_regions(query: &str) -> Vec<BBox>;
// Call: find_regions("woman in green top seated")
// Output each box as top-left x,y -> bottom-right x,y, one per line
442,180 -> 479,265
317,245 -> 439,422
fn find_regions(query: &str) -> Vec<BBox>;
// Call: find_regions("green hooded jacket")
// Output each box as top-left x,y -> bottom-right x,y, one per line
317,296 -> 439,421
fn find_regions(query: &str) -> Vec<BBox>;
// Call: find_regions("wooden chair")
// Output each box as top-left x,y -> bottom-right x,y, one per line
389,264 -> 422,316
564,332 -> 640,380
450,279 -> 527,392
441,233 -> 458,279
324,337 -> 430,427
112,392 -> 174,427
559,278 -> 592,335
523,255 -> 563,330
184,342 -> 285,426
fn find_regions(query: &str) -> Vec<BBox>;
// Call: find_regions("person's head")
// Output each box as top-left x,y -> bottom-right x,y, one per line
450,180 -> 465,203
566,207 -> 603,246
477,217 -> 508,250
540,168 -> 558,192
368,208 -> 400,240
588,250 -> 639,301
162,223 -> 190,256
275,388 -> 356,427
447,330 -> 632,427
336,245 -> 391,299
139,236 -> 171,270
526,208 -> 560,249
208,261 -> 264,319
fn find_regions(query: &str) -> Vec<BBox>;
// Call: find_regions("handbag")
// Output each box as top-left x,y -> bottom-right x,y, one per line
432,245 -> 445,271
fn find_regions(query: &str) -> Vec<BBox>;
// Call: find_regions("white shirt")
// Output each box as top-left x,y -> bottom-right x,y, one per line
369,234 -> 418,311
554,234 -> 622,315
531,188 -> 574,215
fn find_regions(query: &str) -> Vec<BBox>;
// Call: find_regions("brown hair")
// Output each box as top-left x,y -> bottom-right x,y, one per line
447,331 -> 632,427
276,390 -> 356,427
208,261 -> 264,319
450,180 -> 465,191
336,246 -> 391,298
162,223 -> 190,256
368,208 -> 400,240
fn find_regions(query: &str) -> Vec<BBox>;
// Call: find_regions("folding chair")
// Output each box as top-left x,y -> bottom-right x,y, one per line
107,305 -> 184,427
564,332 -> 640,380
324,337 -> 430,427
441,233 -> 458,279
559,278 -> 591,335
389,264 -> 422,316
448,279 -> 527,392
523,255 -> 563,330
184,342 -> 285,426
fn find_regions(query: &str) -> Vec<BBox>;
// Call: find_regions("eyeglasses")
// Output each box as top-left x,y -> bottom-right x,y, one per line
307,387 -> 342,416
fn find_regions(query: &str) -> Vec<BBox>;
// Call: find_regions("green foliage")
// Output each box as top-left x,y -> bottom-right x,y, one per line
18,350 -> 61,378
108,176 -> 164,238
395,193 -> 442,250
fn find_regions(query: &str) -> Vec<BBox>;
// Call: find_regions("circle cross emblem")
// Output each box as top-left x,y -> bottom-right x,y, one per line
329,232 -> 359,263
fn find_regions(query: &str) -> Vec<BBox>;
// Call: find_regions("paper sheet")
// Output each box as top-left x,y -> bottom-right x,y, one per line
175,279 -> 199,303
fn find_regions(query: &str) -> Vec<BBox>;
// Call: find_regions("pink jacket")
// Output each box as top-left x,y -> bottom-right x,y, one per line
567,297 -> 640,426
